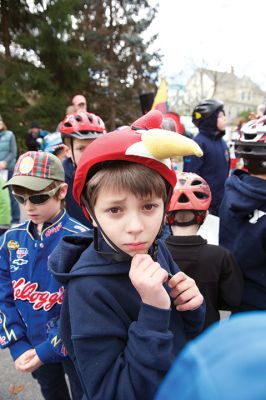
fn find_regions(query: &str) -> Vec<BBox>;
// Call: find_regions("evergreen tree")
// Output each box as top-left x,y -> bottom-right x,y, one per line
0,0 -> 160,150
76,0 -> 160,129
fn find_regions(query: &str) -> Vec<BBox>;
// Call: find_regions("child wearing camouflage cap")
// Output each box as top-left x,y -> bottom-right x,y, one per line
0,151 -> 87,400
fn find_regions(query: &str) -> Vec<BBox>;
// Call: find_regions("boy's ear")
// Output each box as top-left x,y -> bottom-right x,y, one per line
58,183 -> 68,200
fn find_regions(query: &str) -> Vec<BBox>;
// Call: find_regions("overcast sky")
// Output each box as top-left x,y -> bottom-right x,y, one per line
150,0 -> 266,90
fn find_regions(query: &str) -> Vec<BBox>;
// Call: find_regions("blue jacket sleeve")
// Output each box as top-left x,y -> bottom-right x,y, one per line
68,281 -> 174,400
35,317 -> 69,363
0,238 -> 32,360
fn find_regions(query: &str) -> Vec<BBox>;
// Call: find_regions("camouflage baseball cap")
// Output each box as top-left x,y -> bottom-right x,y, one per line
4,151 -> 65,191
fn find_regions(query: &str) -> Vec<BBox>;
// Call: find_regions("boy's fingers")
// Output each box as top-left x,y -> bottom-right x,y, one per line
168,271 -> 188,288
175,295 -> 203,311
150,266 -> 169,283
173,287 -> 198,305
169,279 -> 195,297
131,253 -> 153,270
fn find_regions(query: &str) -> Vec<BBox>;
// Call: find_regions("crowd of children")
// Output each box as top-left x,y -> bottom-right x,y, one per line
0,96 -> 265,400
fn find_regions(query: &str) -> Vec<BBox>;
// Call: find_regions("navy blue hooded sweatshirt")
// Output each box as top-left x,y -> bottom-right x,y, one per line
49,231 -> 205,400
183,129 -> 229,208
219,169 -> 266,311
63,157 -> 92,228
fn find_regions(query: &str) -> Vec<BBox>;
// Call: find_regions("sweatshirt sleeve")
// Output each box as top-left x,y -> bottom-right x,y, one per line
180,302 -> 206,339
218,250 -> 244,311
67,280 -> 174,400
0,239 -> 32,360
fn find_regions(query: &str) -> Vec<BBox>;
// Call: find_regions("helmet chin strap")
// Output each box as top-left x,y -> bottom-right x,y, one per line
81,194 -> 131,262
81,186 -> 172,263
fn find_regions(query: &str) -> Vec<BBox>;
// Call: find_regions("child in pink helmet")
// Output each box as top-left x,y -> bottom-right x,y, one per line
165,172 -> 243,330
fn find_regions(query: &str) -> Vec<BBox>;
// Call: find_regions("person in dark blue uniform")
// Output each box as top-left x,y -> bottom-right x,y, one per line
183,99 -> 230,216
219,117 -> 266,312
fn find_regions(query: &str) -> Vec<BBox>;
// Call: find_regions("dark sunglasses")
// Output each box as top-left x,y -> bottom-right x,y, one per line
12,186 -> 62,205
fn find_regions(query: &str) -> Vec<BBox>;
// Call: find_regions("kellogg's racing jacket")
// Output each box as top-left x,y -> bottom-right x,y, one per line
0,210 -> 88,363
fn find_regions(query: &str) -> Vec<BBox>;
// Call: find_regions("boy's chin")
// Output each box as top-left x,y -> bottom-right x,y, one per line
126,250 -> 148,257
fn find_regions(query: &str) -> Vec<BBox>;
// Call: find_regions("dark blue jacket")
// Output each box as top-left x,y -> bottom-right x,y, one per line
63,157 -> 92,228
49,232 -> 205,400
183,129 -> 229,207
219,169 -> 266,311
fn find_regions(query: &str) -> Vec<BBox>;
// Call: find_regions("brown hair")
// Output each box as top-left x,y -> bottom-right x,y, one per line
86,161 -> 168,209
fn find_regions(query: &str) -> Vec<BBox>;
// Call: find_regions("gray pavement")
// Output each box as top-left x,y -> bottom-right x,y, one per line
0,349 -> 42,400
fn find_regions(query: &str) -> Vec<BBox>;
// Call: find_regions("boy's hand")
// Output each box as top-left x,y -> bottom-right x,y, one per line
15,349 -> 43,373
168,271 -> 204,311
129,254 -> 171,310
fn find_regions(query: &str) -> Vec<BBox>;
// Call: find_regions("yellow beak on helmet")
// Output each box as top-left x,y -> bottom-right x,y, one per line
142,129 -> 203,159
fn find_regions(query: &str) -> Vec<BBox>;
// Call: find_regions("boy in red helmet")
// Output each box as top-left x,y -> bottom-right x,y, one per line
165,172 -> 243,330
49,111 -> 206,400
59,111 -> 106,227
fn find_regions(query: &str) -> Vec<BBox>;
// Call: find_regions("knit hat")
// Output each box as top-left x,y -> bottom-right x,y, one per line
31,121 -> 40,129
4,151 -> 65,190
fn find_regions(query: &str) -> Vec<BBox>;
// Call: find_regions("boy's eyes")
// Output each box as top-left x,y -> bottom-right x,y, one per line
108,207 -> 120,214
75,146 -> 86,152
143,203 -> 158,211
106,204 -> 158,214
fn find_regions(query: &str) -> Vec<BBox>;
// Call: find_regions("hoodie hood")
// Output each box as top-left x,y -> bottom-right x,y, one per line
198,109 -> 225,137
224,169 -> 266,214
49,230 -> 166,283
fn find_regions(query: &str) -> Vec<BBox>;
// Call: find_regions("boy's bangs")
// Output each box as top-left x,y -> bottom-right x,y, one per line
87,161 -> 168,208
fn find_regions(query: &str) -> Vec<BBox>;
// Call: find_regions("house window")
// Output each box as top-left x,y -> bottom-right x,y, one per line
241,92 -> 245,101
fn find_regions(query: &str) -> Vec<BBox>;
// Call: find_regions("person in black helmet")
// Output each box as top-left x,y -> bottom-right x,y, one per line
219,116 -> 266,312
183,99 -> 230,216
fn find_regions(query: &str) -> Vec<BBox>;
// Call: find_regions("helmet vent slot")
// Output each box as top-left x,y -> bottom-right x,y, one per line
191,180 -> 202,186
194,191 -> 209,199
244,134 -> 256,140
178,178 -> 187,186
178,193 -> 189,203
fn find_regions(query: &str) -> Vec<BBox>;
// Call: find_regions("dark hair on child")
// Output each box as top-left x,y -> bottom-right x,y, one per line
86,160 -> 168,209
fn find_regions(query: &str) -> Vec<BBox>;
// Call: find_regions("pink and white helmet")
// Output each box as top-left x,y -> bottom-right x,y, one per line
168,172 -> 211,212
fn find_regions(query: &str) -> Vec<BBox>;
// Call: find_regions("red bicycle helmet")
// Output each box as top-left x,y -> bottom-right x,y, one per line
168,172 -> 211,212
73,111 -> 203,220
59,111 -> 105,140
